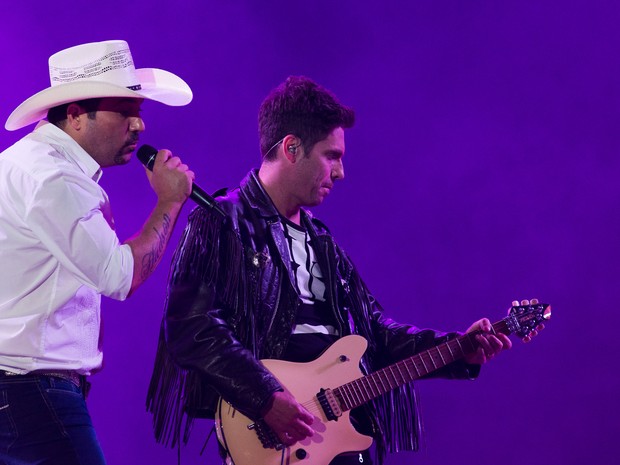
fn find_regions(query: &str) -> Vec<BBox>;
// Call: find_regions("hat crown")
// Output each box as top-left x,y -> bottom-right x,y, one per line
6,39 -> 192,131
48,40 -> 141,90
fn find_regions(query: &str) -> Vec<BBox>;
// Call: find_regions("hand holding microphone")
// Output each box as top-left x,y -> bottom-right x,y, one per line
137,144 -> 226,217
141,147 -> 193,205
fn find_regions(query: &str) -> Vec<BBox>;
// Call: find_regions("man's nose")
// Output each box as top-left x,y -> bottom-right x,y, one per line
333,159 -> 344,180
129,116 -> 145,132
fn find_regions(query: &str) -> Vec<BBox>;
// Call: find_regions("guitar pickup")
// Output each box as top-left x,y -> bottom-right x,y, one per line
317,388 -> 343,421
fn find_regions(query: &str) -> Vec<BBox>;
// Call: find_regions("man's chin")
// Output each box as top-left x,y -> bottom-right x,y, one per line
113,152 -> 132,166
307,197 -> 325,207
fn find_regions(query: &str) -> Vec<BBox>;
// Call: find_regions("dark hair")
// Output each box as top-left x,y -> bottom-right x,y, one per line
47,98 -> 102,127
258,76 -> 355,160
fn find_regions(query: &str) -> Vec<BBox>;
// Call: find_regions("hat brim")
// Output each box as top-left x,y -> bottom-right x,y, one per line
5,68 -> 193,131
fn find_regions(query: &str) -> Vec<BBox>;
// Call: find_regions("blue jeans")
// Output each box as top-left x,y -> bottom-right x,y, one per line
0,374 -> 106,465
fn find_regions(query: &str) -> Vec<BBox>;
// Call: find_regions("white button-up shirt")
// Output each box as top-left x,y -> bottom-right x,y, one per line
0,122 -> 134,375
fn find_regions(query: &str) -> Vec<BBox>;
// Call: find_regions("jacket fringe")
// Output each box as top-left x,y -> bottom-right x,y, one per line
343,252 -> 422,464
146,324 -> 196,447
146,206 -> 245,447
148,201 -> 423,465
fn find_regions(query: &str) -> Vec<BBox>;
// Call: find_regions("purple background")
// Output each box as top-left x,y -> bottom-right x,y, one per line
2,2 -> 618,464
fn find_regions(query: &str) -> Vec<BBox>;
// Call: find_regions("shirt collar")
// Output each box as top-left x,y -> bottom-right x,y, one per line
33,121 -> 103,182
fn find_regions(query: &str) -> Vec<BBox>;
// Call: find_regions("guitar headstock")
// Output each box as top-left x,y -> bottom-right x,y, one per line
505,303 -> 551,339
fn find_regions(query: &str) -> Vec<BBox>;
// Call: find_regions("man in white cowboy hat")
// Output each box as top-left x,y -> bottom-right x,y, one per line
0,40 -> 195,464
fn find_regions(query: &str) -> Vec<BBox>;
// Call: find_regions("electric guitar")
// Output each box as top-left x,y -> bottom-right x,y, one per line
216,302 -> 551,465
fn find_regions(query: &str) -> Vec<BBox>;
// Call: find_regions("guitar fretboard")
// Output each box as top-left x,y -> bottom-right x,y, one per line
333,319 -> 510,411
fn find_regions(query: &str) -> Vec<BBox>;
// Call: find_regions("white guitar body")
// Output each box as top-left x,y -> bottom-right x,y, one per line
216,335 -> 373,465
215,302 -> 551,465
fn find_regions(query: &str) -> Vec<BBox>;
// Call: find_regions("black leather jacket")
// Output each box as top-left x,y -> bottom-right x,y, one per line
147,170 -> 478,461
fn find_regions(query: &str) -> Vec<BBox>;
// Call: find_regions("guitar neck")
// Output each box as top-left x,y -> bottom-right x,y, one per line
333,319 -> 510,411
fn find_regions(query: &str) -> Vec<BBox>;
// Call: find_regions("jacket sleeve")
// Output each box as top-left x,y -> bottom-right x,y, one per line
368,296 -> 480,380
163,207 -> 282,420
340,249 -> 480,380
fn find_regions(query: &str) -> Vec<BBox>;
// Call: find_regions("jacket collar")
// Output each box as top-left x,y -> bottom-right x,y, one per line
240,169 -> 281,220
240,169 -> 329,294
241,169 -> 321,231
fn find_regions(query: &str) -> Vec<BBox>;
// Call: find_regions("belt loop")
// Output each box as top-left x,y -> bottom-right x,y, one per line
81,376 -> 92,398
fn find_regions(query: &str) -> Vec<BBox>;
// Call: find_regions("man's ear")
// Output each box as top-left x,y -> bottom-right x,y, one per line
282,134 -> 301,162
66,103 -> 85,130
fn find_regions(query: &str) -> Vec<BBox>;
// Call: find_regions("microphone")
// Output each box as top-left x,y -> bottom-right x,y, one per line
136,144 -> 226,217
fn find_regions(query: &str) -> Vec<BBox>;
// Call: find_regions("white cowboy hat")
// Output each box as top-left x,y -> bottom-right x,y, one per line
5,40 -> 193,131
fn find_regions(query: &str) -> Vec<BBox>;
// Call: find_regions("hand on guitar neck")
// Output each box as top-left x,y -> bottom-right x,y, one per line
463,298 -> 544,365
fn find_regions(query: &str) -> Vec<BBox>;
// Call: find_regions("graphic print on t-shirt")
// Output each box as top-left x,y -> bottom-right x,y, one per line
281,219 -> 338,363
283,221 -> 326,304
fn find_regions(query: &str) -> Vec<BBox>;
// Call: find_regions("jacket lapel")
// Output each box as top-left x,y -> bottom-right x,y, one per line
241,170 -> 297,293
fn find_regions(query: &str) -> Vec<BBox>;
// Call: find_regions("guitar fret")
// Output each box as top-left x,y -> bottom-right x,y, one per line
436,346 -> 447,365
338,386 -> 349,410
446,341 -> 456,359
339,385 -> 353,410
352,379 -> 364,406
377,370 -> 389,392
387,365 -> 398,388
420,355 -> 429,374
377,369 -> 388,390
353,380 -> 364,405
369,373 -> 382,396
395,361 -> 407,384
393,364 -> 402,385
426,351 -> 438,369
414,358 -> 426,377
359,378 -> 372,402
403,359 -> 415,380
333,388 -> 345,411
356,378 -> 368,404
384,369 -> 395,389
455,337 -> 465,356
410,358 -> 422,378
348,381 -> 360,408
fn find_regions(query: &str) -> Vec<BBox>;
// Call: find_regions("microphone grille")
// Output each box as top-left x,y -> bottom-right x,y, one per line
136,144 -> 158,170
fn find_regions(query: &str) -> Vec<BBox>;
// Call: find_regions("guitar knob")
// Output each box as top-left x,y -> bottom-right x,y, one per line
295,448 -> 308,460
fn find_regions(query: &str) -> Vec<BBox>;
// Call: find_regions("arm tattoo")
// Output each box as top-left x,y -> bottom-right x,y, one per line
141,213 -> 171,279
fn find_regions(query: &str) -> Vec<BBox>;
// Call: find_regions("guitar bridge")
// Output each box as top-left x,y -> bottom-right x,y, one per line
317,388 -> 342,421
248,420 -> 284,450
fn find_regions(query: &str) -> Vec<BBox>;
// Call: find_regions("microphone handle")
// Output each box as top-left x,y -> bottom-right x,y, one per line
189,183 -> 227,218
136,144 -> 226,218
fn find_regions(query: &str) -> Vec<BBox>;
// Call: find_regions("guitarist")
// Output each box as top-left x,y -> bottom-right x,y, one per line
147,76 -> 521,464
